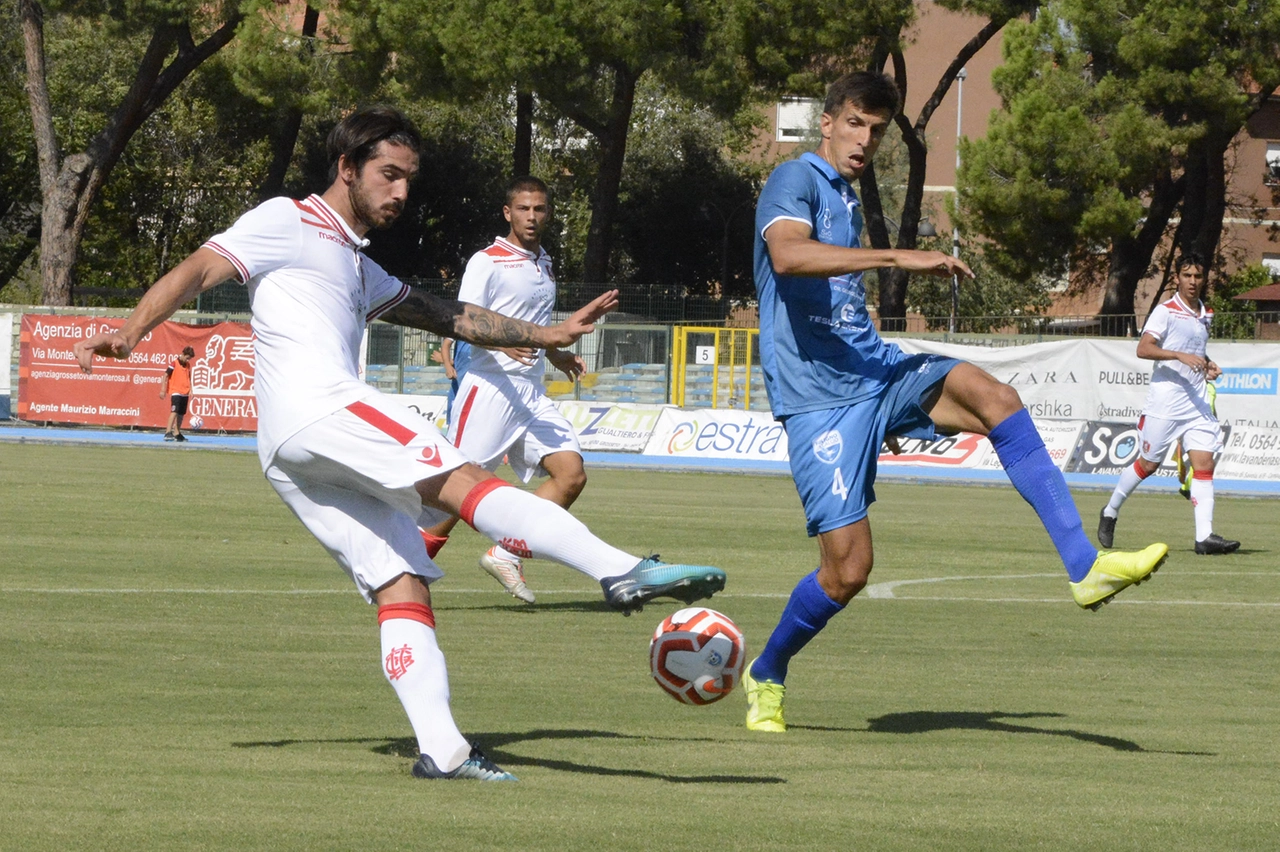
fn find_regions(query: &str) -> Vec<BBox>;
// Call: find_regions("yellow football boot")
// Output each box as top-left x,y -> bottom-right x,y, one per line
1071,543 -> 1169,611
744,658 -> 787,733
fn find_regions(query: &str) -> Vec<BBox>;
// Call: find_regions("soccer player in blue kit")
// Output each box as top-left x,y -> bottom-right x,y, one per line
743,71 -> 1170,732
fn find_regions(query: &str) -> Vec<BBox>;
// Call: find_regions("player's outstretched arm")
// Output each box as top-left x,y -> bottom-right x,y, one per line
382,287 -> 618,350
74,248 -> 237,373
766,220 -> 974,279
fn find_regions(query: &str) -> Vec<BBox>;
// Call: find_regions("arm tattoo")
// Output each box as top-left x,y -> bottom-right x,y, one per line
379,287 -> 547,347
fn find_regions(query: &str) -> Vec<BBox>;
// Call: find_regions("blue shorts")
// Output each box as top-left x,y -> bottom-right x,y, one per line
783,354 -> 959,536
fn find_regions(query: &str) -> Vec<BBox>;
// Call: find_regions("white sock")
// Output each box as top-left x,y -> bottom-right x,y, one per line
378,603 -> 470,772
462,481 -> 637,580
1191,474 -> 1215,541
1105,460 -> 1149,516
490,543 -> 523,565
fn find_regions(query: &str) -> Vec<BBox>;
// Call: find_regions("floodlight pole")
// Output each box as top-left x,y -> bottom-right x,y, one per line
950,67 -> 966,335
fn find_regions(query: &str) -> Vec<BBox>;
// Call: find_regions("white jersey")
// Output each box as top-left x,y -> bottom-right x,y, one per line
1140,293 -> 1215,421
203,194 -> 409,466
456,236 -> 556,381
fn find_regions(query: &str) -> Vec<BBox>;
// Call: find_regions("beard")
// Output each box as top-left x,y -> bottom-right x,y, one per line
349,179 -> 403,232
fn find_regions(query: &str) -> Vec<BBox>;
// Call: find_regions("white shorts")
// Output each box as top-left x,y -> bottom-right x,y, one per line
447,371 -> 581,482
265,393 -> 470,602
1137,412 -> 1223,463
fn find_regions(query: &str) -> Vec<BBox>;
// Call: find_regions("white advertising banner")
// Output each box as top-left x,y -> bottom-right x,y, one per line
1215,425 -> 1280,480
558,401 -> 667,452
895,338 -> 1280,429
877,420 -> 1083,471
642,407 -> 789,462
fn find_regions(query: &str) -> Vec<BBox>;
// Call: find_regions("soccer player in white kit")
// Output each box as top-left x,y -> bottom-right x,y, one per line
1098,254 -> 1240,555
421,177 -> 588,604
75,106 -> 726,781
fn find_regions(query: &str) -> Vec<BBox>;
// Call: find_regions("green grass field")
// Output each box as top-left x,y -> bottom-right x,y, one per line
1,442 -> 1278,851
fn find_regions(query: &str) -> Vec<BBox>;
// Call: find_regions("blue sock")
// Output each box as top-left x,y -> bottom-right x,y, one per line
751,570 -> 844,685
988,408 -> 1097,582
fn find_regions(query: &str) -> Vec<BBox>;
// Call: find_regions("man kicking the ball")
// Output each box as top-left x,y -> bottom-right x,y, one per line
76,106 -> 725,780
743,72 -> 1168,734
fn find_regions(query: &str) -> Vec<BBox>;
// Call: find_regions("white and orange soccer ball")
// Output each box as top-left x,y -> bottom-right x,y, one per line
649,607 -> 745,706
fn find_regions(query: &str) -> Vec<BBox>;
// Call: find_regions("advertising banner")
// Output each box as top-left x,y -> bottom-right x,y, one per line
1215,425 -> 1280,480
895,338 -> 1280,429
877,420 -> 1083,472
642,407 -> 789,462
559,401 -> 668,452
18,315 -> 257,431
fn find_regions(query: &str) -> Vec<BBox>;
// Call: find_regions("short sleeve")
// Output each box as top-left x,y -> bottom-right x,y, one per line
202,197 -> 302,284
1142,304 -> 1169,343
756,160 -> 816,240
363,255 -> 410,321
457,252 -> 493,307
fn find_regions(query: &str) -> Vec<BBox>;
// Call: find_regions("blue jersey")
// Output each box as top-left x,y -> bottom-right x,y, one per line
753,152 -> 907,418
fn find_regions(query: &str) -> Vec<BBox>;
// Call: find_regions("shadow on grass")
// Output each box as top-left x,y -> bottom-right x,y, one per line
436,600 -> 612,615
234,728 -> 787,784
861,710 -> 1215,755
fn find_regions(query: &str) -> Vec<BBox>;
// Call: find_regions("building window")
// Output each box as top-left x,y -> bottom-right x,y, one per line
1267,143 -> 1280,185
776,98 -> 821,142
1263,254 -> 1280,278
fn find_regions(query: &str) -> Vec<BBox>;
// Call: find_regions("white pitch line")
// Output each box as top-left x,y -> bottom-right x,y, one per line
864,573 -> 1280,607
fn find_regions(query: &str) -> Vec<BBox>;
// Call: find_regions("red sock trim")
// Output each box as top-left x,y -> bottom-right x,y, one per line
420,531 -> 448,559
1193,469 -> 1214,481
377,602 -> 435,628
1134,460 -> 1154,479
459,478 -> 513,528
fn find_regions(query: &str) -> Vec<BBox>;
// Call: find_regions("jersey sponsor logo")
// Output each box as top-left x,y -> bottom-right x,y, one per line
417,444 -> 444,467
812,429 -> 843,464
384,645 -> 415,681
499,537 -> 532,559
1216,368 -> 1277,395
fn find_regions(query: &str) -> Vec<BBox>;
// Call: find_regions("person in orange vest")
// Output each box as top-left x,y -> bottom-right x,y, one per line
160,345 -> 195,441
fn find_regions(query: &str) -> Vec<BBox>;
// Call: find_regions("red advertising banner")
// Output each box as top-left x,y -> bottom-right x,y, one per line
18,315 -> 257,432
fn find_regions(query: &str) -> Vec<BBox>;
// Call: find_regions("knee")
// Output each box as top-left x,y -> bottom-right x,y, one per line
818,556 -> 873,605
566,467 -> 587,499
987,382 -> 1024,424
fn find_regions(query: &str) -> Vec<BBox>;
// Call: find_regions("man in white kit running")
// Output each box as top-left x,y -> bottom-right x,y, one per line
1097,253 -> 1240,555
74,106 -> 726,782
420,176 -> 588,604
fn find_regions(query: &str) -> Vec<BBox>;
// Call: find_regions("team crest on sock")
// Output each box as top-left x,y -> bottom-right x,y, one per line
385,644 -> 415,681
499,537 -> 533,559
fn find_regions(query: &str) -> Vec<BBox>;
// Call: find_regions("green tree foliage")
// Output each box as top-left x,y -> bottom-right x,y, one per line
0,10 -> 40,302
345,0 -> 771,286
1207,263 -> 1274,340
906,235 -> 1051,331
958,0 -> 1280,334
18,0 -> 247,305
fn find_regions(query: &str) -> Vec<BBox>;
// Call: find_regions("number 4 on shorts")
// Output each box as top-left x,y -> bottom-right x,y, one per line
831,468 -> 850,500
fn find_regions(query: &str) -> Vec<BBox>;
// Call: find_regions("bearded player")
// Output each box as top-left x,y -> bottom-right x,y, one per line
75,106 -> 726,780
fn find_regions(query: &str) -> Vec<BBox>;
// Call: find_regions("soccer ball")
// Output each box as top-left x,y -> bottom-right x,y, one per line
188,415 -> 204,430
649,607 -> 745,706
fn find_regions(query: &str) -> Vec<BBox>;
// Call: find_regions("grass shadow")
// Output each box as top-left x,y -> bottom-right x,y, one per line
864,710 -> 1215,755
235,728 -> 787,784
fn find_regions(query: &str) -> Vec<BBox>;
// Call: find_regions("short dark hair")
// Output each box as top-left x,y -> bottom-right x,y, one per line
505,175 -> 550,206
824,71 -> 901,119
181,346 -> 195,358
1175,252 -> 1206,273
326,106 -> 422,183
